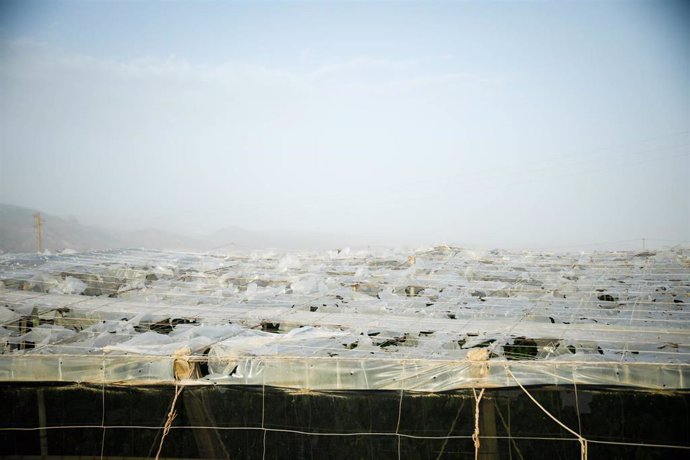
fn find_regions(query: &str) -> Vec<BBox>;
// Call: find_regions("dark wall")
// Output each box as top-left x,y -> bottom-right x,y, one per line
0,383 -> 688,459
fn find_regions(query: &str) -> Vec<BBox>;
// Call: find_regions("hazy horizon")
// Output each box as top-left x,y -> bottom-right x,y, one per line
1,0 -> 688,250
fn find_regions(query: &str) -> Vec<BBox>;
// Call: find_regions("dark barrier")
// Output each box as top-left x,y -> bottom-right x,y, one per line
0,383 -> 688,459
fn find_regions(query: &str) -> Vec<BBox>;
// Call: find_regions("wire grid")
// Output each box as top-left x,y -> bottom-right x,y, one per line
1,375 -> 690,459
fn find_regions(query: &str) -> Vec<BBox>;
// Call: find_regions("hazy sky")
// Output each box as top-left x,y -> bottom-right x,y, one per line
1,0 -> 688,249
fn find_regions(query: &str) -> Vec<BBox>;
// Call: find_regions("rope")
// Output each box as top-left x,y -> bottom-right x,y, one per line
506,367 -> 588,460
472,387 -> 485,460
154,383 -> 183,460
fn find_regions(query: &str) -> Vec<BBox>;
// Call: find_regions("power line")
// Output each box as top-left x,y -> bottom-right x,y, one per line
33,212 -> 43,253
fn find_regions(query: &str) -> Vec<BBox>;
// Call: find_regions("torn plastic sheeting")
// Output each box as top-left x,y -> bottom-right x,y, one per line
7,324 -> 77,347
103,324 -> 246,356
0,306 -> 20,325
49,276 -> 88,295
208,326 -> 350,364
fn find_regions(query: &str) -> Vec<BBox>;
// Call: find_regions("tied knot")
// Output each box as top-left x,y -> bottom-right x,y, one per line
173,347 -> 196,380
467,348 -> 490,362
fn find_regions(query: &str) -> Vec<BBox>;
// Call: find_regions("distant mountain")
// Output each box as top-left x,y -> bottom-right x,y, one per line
0,204 -> 122,252
0,204 -> 205,252
0,204 -> 379,253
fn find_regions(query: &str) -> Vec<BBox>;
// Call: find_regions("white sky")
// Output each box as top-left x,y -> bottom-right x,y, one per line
1,1 -> 688,249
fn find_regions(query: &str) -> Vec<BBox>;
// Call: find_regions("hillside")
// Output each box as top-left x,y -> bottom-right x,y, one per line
0,204 -> 376,252
0,204 -> 122,252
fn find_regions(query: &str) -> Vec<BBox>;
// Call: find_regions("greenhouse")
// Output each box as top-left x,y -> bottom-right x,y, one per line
0,246 -> 688,459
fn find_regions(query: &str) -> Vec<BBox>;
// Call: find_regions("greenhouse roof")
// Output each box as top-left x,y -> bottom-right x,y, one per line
0,246 -> 688,390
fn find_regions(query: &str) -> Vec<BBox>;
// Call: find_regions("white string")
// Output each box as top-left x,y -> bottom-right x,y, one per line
262,372 -> 267,460
100,359 -> 106,460
493,399 -> 524,460
436,395 -> 467,460
4,420 -> 690,452
395,362 -> 405,460
506,367 -> 588,460
574,379 -> 582,436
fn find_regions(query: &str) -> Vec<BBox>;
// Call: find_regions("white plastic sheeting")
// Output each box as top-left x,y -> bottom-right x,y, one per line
0,246 -> 688,390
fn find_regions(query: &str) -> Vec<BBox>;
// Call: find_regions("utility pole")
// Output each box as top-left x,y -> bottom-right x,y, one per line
34,212 -> 43,253
642,238 -> 646,250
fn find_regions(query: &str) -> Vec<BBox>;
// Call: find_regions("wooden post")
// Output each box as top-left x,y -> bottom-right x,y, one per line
37,388 -> 48,459
478,394 -> 499,460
